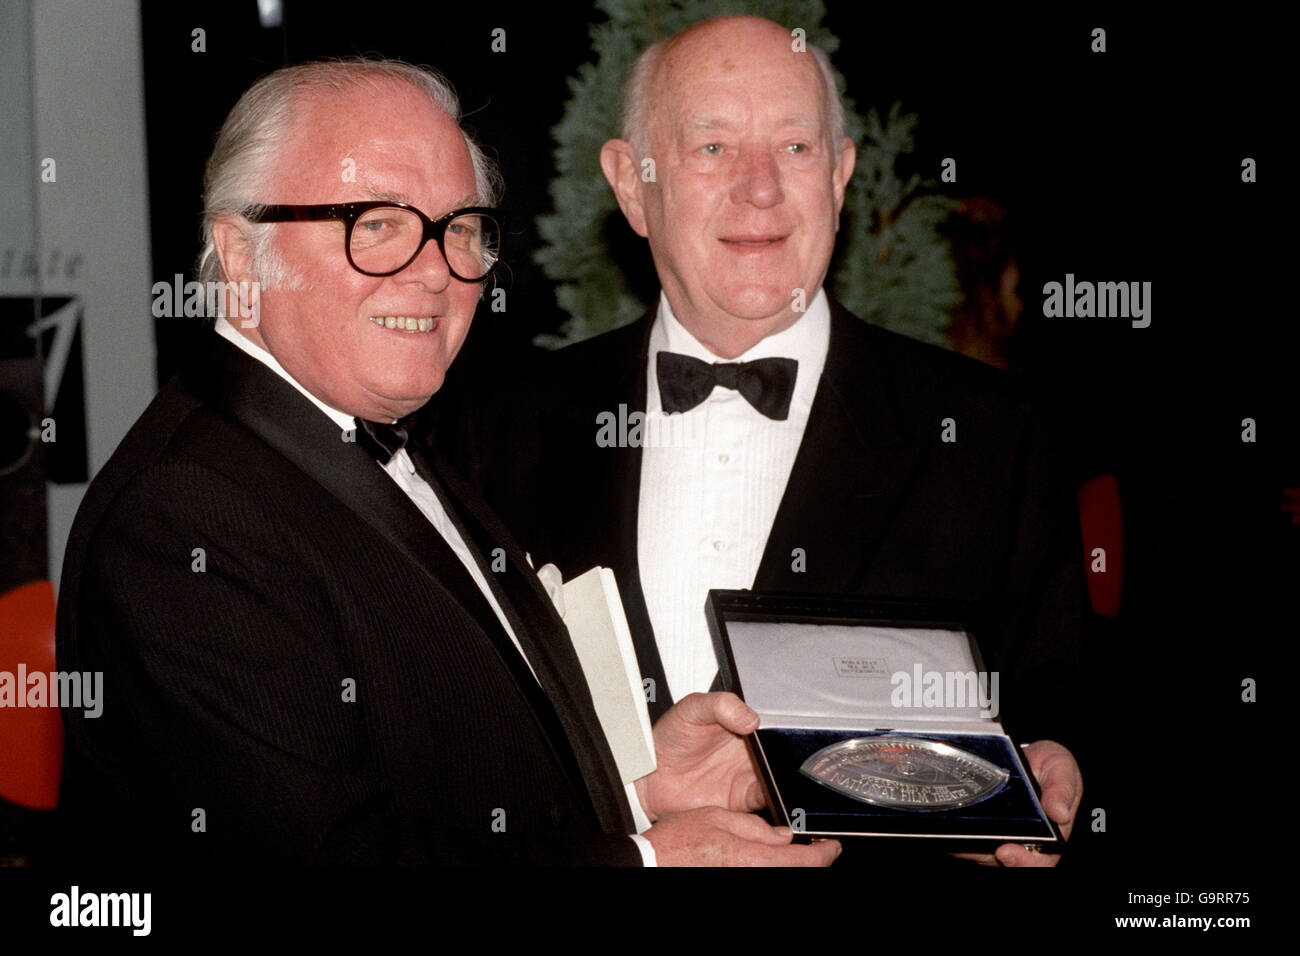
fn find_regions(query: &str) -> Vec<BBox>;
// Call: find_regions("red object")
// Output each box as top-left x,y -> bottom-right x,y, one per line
0,579 -> 63,809
1077,474 -> 1124,618
1282,487 -> 1300,526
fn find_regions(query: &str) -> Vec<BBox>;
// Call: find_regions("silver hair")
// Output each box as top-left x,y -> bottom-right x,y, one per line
196,57 -> 503,289
620,22 -> 847,157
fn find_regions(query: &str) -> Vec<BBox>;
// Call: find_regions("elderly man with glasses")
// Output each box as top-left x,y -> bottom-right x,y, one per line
54,58 -> 838,868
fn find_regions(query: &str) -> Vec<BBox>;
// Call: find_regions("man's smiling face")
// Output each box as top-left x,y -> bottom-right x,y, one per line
629,18 -> 854,354
241,78 -> 483,422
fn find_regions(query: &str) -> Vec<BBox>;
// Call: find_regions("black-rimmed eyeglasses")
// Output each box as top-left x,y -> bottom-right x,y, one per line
244,202 -> 504,282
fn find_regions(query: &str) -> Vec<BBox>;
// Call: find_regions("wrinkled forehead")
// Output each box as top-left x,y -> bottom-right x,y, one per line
651,32 -> 830,140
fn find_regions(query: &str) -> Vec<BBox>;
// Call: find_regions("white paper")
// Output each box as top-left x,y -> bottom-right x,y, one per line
562,567 -> 656,783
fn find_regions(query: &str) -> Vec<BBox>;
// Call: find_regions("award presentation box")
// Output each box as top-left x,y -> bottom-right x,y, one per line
706,591 -> 1063,853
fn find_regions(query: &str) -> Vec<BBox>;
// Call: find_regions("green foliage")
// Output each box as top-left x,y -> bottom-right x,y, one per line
534,0 -> 958,349
833,103 -> 961,346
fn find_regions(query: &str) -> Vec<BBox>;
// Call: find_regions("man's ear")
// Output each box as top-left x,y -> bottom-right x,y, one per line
600,138 -> 649,238
211,216 -> 257,285
832,137 -> 856,217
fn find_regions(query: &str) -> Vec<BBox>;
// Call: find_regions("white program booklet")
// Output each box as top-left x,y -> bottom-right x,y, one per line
561,567 -> 656,783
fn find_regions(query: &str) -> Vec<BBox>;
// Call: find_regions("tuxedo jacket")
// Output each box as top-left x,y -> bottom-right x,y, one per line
55,332 -> 640,866
429,300 -> 1086,746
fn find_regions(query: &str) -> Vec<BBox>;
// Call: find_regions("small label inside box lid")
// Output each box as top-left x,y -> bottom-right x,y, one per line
832,657 -> 891,677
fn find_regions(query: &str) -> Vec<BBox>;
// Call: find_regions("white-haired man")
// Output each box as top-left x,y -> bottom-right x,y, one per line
432,17 -> 1085,867
56,58 -> 838,867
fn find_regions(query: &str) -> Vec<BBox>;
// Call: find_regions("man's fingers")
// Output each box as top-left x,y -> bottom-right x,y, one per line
762,838 -> 841,867
951,850 -> 1000,866
672,691 -> 759,735
716,808 -> 794,845
1025,740 -> 1082,823
995,843 -> 1060,867
1038,774 -> 1074,823
1049,791 -> 1075,824
946,743 -> 1080,866
647,808 -> 841,866
807,839 -> 842,866
712,810 -> 841,863
712,691 -> 760,734
1040,758 -> 1077,809
1002,747 -> 1076,854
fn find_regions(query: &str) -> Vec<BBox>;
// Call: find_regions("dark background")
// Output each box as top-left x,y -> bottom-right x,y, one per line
9,0 -> 1286,919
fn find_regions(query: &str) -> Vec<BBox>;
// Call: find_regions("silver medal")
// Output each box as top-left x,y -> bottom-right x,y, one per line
799,737 -> 1009,810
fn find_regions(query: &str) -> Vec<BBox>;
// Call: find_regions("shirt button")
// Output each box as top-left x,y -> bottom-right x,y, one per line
718,453 -> 729,464
712,539 -> 726,552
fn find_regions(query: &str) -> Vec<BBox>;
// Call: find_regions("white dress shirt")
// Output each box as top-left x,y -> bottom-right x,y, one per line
638,290 -> 831,700
214,318 -> 656,863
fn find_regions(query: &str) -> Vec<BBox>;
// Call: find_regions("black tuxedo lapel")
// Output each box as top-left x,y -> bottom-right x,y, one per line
183,335 -> 630,830
182,337 -> 507,642
416,454 -> 634,834
753,303 -> 925,593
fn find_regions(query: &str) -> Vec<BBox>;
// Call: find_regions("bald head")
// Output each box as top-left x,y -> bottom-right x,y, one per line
622,17 -> 845,158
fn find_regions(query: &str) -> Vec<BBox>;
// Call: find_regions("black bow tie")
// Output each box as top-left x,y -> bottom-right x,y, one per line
355,417 -> 409,464
656,352 -> 798,420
